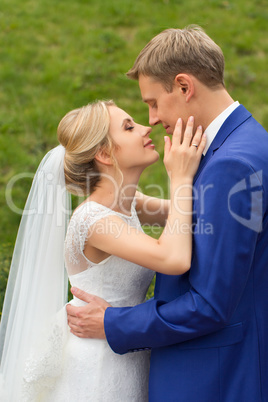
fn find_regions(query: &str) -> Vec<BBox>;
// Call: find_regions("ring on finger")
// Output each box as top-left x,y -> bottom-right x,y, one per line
191,144 -> 198,148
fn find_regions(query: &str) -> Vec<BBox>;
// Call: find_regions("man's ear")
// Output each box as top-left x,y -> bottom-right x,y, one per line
94,148 -> 113,166
174,73 -> 194,102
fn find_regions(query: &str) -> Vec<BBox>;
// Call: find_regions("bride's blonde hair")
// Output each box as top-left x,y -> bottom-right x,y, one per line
57,100 -> 117,196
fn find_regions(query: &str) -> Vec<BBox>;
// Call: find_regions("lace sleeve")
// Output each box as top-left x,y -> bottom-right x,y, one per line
64,201 -> 119,276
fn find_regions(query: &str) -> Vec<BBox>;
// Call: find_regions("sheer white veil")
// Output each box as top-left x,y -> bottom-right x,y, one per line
0,145 -> 71,400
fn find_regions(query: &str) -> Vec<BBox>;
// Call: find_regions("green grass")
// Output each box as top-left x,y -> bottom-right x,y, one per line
1,0 -> 268,311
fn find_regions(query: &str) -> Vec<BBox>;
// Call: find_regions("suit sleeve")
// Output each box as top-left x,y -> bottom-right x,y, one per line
104,157 -> 263,354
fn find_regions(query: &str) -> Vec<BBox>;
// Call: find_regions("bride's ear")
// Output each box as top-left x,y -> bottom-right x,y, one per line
94,148 -> 113,166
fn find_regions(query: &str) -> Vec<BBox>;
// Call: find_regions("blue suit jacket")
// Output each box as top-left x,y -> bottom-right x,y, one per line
105,105 -> 268,401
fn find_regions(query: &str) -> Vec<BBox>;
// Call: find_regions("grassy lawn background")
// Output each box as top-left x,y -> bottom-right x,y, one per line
1,0 -> 268,311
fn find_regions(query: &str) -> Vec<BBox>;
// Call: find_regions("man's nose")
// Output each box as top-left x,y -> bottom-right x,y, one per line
149,109 -> 160,126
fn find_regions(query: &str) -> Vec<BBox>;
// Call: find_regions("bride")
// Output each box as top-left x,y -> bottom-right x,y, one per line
0,100 -> 205,401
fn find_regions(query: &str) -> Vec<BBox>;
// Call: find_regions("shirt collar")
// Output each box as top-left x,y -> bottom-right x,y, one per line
203,101 -> 240,155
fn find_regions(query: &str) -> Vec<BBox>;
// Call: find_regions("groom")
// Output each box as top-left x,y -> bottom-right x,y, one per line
67,26 -> 268,401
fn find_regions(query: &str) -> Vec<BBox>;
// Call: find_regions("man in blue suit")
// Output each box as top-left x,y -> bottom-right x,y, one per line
67,26 -> 268,401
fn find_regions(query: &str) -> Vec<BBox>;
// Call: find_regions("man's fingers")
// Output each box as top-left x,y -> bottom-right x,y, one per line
68,322 -> 80,332
71,287 -> 93,303
69,327 -> 84,338
66,303 -> 77,317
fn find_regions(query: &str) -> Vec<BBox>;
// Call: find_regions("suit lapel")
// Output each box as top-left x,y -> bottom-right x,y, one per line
194,105 -> 252,183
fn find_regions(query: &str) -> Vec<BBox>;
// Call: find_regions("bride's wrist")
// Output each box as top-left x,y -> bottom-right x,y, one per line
170,176 -> 193,187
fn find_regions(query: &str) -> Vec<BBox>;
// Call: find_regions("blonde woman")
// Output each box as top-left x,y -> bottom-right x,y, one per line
0,100 -> 205,401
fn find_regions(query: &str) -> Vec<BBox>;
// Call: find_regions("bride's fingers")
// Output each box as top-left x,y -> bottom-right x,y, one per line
171,117 -> 183,147
190,125 -> 203,149
181,116 -> 194,147
164,135 -> 172,159
196,132 -> 207,157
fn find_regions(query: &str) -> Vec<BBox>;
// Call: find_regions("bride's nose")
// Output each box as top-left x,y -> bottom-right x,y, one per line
142,126 -> 152,137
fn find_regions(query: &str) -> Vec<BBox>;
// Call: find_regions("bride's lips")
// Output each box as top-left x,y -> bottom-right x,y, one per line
144,139 -> 155,149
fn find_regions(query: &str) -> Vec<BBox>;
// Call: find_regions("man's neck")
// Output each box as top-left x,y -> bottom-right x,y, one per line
198,88 -> 235,131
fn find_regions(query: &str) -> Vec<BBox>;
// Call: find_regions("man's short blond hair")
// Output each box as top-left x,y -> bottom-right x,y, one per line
127,25 -> 225,91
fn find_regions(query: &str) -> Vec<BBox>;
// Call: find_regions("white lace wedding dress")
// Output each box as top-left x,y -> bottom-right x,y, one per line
22,200 -> 154,402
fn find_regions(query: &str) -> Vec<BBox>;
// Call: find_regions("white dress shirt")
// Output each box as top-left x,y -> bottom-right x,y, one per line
203,101 -> 240,155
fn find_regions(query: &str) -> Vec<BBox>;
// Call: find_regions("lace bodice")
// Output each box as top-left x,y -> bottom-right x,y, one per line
20,200 -> 154,401
64,200 -> 155,307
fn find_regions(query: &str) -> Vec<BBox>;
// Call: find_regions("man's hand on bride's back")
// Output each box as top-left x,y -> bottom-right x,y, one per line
66,287 -> 111,339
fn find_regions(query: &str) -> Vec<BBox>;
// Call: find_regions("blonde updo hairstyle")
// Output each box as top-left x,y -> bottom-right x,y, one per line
58,100 -> 117,196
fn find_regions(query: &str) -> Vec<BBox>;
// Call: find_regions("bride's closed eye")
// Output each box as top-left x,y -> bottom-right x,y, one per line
125,123 -> 135,131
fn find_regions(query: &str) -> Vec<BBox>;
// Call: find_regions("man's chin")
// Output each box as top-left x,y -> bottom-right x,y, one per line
165,126 -> 173,135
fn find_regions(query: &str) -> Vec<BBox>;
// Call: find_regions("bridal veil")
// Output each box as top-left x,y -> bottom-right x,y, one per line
0,145 -> 71,400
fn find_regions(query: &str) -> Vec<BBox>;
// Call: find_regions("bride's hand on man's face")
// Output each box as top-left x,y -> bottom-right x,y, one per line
163,116 -> 206,181
66,287 -> 111,339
